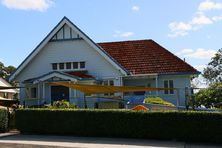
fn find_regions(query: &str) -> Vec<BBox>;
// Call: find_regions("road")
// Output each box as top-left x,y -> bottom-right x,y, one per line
0,134 -> 221,148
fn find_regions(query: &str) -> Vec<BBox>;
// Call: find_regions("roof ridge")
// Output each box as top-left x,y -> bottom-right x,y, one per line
97,39 -> 153,44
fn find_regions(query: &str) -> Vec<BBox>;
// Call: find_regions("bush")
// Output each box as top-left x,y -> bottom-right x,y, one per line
144,97 -> 174,106
0,108 -> 8,132
47,100 -> 76,109
16,109 -> 222,143
9,110 -> 16,130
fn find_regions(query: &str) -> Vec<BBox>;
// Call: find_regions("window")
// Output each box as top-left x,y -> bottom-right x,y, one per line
109,80 -> 114,86
31,87 -> 37,98
3,92 -> 8,98
80,61 -> 85,69
52,63 -> 57,70
73,62 -> 78,69
59,63 -> 64,70
164,80 -> 174,94
52,61 -> 86,70
103,80 -> 114,96
147,83 -> 152,95
66,62 -> 71,69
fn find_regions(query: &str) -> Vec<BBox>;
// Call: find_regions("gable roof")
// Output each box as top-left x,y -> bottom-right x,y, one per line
98,39 -> 200,75
9,17 -> 128,82
0,78 -> 17,93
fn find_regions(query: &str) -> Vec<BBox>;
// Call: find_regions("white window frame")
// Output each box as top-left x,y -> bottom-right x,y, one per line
51,61 -> 86,71
102,79 -> 115,96
163,80 -> 174,95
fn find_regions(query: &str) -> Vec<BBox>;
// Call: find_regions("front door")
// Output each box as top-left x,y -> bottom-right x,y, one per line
51,86 -> 69,102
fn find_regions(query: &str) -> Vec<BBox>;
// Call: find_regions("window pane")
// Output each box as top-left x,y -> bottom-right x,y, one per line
66,62 -> 71,69
109,80 -> 114,86
164,80 -> 169,94
80,62 -> 85,69
52,63 -> 57,70
103,80 -> 108,96
59,63 -> 64,69
103,80 -> 108,86
73,62 -> 78,69
169,80 -> 174,94
31,87 -> 37,98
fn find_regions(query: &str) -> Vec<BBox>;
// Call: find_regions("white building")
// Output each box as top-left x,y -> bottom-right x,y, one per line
9,17 -> 199,107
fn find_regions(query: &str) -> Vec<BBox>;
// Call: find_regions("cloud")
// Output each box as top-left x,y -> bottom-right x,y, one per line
194,65 -> 207,72
1,0 -> 54,12
191,13 -> 213,25
132,6 -> 140,11
168,22 -> 192,37
113,31 -> 134,38
168,0 -> 222,38
198,0 -> 222,11
177,48 -> 216,59
212,15 -> 222,21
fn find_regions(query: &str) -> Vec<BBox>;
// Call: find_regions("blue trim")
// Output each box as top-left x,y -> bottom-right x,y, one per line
49,38 -> 83,42
158,71 -> 201,76
70,27 -> 72,39
62,25 -> 65,39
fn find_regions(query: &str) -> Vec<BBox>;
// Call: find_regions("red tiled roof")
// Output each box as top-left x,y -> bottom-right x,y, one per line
66,71 -> 94,79
98,39 -> 199,75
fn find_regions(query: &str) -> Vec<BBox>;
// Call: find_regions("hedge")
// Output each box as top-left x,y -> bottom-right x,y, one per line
16,109 -> 222,143
0,108 -> 8,132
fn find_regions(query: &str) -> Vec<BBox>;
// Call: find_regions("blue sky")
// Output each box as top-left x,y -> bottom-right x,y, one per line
0,0 -> 222,75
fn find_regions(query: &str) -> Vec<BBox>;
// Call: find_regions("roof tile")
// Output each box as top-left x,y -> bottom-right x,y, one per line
98,39 -> 199,75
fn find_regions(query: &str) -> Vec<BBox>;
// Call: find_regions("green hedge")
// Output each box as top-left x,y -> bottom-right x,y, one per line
16,109 -> 222,143
0,108 -> 8,132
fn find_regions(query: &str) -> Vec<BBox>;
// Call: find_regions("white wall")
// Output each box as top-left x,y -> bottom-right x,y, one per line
15,38 -> 123,101
16,40 -> 123,82
158,74 -> 191,106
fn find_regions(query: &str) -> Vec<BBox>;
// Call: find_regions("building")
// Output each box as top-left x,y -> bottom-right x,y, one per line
0,77 -> 17,99
9,17 -> 199,107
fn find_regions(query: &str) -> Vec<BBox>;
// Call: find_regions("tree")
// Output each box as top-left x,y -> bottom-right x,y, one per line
194,82 -> 222,108
203,49 -> 222,84
0,61 -> 16,80
0,62 -> 7,78
4,65 -> 16,77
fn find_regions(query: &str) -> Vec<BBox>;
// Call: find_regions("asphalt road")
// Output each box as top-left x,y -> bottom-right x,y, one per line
0,134 -> 221,148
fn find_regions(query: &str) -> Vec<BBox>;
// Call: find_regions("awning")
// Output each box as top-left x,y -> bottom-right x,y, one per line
50,81 -> 174,95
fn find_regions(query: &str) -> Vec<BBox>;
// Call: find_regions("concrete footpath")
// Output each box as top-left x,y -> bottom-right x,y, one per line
0,134 -> 221,148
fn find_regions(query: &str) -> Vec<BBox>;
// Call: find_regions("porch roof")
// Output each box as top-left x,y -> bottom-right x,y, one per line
23,71 -> 95,84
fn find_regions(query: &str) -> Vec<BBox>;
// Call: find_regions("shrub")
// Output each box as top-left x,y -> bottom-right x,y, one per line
16,109 -> 222,143
8,110 -> 16,130
144,97 -> 174,106
47,100 -> 76,109
0,108 -> 8,132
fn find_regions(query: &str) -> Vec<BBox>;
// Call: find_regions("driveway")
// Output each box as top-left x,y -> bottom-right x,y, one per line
0,134 -> 221,148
